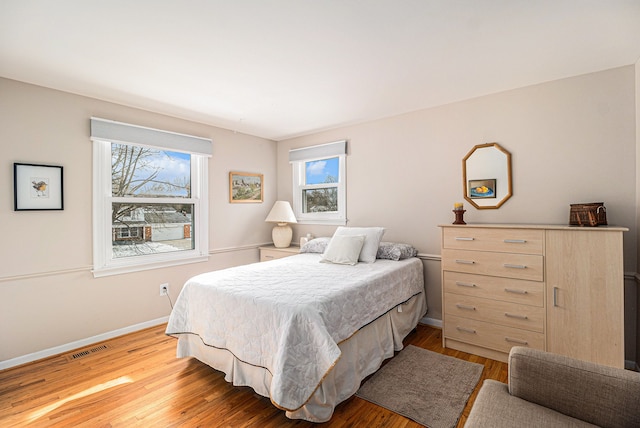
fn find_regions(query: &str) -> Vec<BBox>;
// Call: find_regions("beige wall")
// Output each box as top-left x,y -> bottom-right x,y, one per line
0,78 -> 277,363
636,57 -> 640,368
1,64 -> 638,366
277,66 -> 638,361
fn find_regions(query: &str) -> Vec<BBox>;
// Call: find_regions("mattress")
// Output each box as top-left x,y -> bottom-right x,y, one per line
166,253 -> 426,421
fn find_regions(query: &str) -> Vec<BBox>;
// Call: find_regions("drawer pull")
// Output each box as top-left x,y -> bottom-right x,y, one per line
504,312 -> 528,320
504,288 -> 528,295
456,326 -> 476,334
505,337 -> 529,345
455,237 -> 474,241
504,263 -> 527,269
553,287 -> 559,307
456,304 -> 476,311
504,239 -> 527,244
455,259 -> 475,265
455,281 -> 477,288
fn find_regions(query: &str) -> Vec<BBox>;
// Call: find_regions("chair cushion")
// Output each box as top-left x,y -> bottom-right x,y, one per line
466,380 -> 597,428
508,347 -> 640,428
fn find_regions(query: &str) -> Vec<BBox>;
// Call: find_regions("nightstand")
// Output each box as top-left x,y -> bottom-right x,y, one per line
259,245 -> 300,262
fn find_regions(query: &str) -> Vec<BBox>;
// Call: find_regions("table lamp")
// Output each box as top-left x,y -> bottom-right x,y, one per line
265,201 -> 297,247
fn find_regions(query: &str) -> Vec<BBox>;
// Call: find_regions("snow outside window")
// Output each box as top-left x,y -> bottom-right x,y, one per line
91,118 -> 210,277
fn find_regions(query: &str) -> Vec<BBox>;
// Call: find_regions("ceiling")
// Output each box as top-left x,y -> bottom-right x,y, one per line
1,1 -> 639,141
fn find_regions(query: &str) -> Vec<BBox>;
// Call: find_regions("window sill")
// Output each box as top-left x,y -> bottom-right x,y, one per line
92,254 -> 209,278
294,218 -> 347,226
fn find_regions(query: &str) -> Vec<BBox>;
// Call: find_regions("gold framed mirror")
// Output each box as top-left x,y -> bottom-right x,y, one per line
462,142 -> 512,209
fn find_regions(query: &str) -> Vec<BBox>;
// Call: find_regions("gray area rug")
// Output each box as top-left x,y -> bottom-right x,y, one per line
355,345 -> 484,428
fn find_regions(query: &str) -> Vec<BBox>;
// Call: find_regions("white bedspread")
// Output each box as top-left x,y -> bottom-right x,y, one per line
165,253 -> 424,411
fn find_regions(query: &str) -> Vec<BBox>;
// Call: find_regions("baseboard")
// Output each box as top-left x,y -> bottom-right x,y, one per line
625,359 -> 640,372
0,316 -> 169,371
420,316 -> 443,328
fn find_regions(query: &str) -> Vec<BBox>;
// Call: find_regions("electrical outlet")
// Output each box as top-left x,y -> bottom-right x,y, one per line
159,283 -> 169,296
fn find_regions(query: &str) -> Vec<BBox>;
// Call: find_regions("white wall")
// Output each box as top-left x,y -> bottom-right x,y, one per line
636,57 -> 640,367
0,78 -> 277,363
277,66 -> 638,360
1,65 -> 637,366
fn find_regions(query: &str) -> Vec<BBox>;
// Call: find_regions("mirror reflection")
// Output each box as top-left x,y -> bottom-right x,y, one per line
462,142 -> 512,209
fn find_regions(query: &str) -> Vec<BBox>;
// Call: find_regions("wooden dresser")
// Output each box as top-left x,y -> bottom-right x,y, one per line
439,224 -> 627,368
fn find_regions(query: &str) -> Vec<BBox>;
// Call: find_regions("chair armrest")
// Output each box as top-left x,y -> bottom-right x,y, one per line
508,347 -> 640,428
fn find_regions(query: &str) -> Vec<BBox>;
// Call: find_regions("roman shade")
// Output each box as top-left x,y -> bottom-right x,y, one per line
289,140 -> 346,162
90,117 -> 212,156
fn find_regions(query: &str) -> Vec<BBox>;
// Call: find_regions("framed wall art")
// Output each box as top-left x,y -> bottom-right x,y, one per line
229,171 -> 263,203
14,163 -> 64,211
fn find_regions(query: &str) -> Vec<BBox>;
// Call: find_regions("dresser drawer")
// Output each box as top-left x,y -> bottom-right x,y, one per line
443,271 -> 544,307
444,293 -> 544,332
444,314 -> 545,353
443,227 -> 543,254
259,248 -> 298,261
442,249 -> 544,281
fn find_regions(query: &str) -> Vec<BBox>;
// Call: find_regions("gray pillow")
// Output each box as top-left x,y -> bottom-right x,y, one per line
376,242 -> 418,261
300,237 -> 331,253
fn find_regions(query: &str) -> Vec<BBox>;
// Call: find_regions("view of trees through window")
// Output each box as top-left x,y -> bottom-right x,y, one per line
303,157 -> 339,212
111,143 -> 194,258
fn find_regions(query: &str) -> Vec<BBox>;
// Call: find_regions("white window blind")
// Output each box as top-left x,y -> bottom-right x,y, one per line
90,117 -> 212,156
289,140 -> 346,163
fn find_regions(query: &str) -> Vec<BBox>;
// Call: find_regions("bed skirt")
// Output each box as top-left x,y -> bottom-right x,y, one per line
174,292 -> 427,422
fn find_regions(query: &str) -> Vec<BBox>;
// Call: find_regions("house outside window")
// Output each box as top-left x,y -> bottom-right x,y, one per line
91,118 -> 211,277
290,140 -> 347,225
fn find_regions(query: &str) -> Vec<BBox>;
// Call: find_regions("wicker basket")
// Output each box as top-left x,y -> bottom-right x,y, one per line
569,203 -> 607,227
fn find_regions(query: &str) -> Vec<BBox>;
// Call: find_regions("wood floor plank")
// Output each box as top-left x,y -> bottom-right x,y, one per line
0,324 -> 507,427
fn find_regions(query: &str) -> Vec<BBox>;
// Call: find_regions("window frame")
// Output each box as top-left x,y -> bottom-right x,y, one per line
292,153 -> 347,225
91,119 -> 210,277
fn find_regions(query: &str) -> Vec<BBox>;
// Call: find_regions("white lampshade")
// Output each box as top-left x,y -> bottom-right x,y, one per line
265,201 -> 297,224
265,201 -> 297,248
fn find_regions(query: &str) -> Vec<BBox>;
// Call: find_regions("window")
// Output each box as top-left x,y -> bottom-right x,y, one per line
91,118 -> 211,277
290,141 -> 347,225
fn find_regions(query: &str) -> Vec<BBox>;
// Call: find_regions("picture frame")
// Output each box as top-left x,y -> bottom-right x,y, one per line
14,163 -> 64,211
468,178 -> 497,199
229,171 -> 263,203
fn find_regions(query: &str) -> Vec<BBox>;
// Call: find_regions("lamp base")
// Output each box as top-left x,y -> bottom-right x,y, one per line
272,223 -> 293,248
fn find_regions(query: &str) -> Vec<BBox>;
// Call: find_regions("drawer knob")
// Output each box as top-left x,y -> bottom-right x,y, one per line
505,288 -> 528,295
455,281 -> 477,288
456,304 -> 476,311
505,312 -> 528,320
505,337 -> 529,345
503,263 -> 527,269
504,239 -> 527,244
456,326 -> 476,334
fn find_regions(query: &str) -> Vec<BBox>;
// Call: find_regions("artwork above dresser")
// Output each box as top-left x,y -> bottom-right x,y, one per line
439,224 -> 628,368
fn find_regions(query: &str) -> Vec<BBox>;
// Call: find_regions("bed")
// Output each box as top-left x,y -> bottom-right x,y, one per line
165,236 -> 427,422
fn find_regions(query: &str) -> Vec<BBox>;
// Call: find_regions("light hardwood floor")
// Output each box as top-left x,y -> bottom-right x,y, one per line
0,324 -> 507,427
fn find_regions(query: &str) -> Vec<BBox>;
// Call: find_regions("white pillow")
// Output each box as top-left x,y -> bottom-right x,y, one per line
333,226 -> 385,263
320,235 -> 366,266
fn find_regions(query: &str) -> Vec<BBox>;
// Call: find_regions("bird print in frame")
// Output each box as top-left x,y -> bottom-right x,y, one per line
31,178 -> 49,198
14,163 -> 64,211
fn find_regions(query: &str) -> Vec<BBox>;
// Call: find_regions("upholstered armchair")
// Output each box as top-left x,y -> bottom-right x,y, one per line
466,346 -> 640,427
